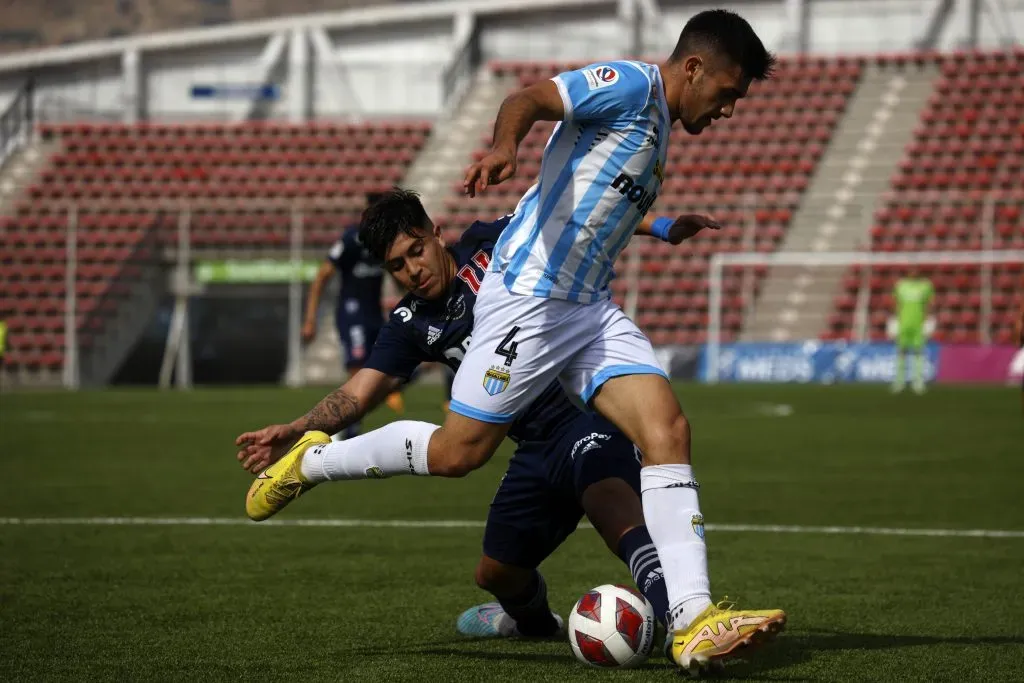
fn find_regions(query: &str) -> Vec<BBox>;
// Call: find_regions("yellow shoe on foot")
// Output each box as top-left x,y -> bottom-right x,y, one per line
386,392 -> 405,414
245,431 -> 331,521
670,601 -> 786,676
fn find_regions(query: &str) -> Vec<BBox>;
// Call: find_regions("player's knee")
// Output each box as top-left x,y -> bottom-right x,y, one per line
428,422 -> 503,477
474,558 -> 500,592
430,450 -> 481,478
639,412 -> 691,466
428,438 -> 489,477
474,556 -> 530,597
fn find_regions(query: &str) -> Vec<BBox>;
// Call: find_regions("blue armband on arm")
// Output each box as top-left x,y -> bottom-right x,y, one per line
651,217 -> 674,242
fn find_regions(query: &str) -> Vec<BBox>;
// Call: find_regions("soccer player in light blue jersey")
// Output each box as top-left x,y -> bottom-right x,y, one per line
239,10 -> 784,674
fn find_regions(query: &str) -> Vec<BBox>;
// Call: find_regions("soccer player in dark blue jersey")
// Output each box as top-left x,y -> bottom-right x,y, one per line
302,192 -> 405,437
238,189 -> 671,638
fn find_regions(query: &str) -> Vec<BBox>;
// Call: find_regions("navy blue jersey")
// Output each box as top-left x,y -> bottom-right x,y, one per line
364,217 -> 580,443
327,225 -> 385,325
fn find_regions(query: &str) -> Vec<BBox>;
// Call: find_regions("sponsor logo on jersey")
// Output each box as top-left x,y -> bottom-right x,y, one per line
645,125 -> 660,149
426,325 -> 442,346
691,514 -> 705,539
483,366 -> 511,396
570,432 -> 612,459
611,173 -> 658,216
584,65 -> 619,90
394,306 -> 413,323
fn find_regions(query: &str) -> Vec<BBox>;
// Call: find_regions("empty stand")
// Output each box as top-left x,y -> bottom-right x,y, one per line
1,120 -> 429,375
827,49 -> 1024,344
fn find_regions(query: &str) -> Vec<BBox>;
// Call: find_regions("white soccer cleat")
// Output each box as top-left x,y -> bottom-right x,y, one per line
456,602 -> 564,639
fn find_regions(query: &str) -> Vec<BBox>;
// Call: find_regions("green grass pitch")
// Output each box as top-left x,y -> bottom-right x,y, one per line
1,383 -> 1023,681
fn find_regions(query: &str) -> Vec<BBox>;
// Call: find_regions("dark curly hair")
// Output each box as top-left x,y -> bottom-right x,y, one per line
358,188 -> 431,262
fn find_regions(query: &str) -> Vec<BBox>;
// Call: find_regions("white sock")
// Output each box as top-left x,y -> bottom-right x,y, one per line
640,464 -> 713,631
300,421 -> 438,483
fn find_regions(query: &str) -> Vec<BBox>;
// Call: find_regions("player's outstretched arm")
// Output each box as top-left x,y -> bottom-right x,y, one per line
635,214 -> 721,245
463,80 -> 565,197
302,261 -> 335,343
235,368 -> 403,473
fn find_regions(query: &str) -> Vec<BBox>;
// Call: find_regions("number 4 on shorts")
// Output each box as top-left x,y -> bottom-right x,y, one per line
495,326 -> 520,367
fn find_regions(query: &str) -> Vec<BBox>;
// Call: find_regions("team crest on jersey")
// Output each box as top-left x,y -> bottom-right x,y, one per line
483,366 -> 511,396
691,514 -> 705,539
584,65 -> 619,90
445,293 -> 466,321
426,325 -> 442,346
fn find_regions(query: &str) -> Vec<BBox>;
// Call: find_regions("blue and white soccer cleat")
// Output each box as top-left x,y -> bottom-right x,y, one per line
456,602 -> 565,639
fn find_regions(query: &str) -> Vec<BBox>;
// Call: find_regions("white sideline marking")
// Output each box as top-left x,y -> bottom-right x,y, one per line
0,517 -> 1022,538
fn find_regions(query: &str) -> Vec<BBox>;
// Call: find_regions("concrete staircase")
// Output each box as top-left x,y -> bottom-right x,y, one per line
80,249 -> 166,386
298,66 -> 516,385
0,138 -> 60,217
402,68 -> 517,217
743,63 -> 940,342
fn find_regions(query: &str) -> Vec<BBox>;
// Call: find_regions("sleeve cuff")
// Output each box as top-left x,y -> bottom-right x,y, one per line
551,75 -> 574,122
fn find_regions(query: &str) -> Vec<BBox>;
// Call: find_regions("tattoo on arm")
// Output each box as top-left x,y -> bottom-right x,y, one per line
296,387 -> 363,434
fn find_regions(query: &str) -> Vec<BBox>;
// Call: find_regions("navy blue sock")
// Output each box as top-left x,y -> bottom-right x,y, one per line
617,525 -> 670,628
342,421 -> 362,440
497,571 -> 559,637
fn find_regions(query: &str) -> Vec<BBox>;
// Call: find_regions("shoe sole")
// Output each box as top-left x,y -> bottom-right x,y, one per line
677,613 -> 787,677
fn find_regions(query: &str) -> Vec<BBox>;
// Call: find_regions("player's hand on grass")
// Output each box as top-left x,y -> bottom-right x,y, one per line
463,146 -> 517,197
235,424 -> 302,474
666,214 -> 721,244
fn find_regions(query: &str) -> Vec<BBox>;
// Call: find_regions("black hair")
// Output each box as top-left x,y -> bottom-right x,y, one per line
669,9 -> 776,80
365,190 -> 386,206
358,187 -> 430,262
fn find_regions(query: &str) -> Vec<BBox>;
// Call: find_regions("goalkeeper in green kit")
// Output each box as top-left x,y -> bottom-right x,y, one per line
890,269 -> 934,394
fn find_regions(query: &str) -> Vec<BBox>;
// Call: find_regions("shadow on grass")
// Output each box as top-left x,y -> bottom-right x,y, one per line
351,630 -> 1024,679
719,630 -> 1024,680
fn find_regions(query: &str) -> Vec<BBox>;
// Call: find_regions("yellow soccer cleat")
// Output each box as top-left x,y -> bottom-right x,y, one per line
245,431 -> 332,521
386,392 -> 405,414
670,601 -> 786,676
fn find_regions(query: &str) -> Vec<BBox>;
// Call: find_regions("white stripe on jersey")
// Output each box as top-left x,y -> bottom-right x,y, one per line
491,60 -> 671,303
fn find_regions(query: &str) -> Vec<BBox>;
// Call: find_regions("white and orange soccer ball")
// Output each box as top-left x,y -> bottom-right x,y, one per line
568,584 -> 656,668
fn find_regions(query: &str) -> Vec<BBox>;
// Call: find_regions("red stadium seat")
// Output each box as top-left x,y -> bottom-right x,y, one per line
8,119 -> 432,371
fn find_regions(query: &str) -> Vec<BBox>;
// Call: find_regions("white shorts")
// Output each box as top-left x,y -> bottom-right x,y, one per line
449,274 -> 668,423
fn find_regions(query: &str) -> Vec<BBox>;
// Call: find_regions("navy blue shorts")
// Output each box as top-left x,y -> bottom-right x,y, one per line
337,321 -> 381,369
482,413 -> 642,569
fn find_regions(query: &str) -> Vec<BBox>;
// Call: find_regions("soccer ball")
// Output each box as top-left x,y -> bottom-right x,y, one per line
568,584 -> 656,668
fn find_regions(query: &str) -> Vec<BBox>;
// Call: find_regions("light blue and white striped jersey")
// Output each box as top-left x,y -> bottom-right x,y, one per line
490,60 -> 671,303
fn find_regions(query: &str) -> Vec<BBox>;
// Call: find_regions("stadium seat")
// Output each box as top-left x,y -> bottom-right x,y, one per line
4,120 -> 431,373
827,50 -> 1024,342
